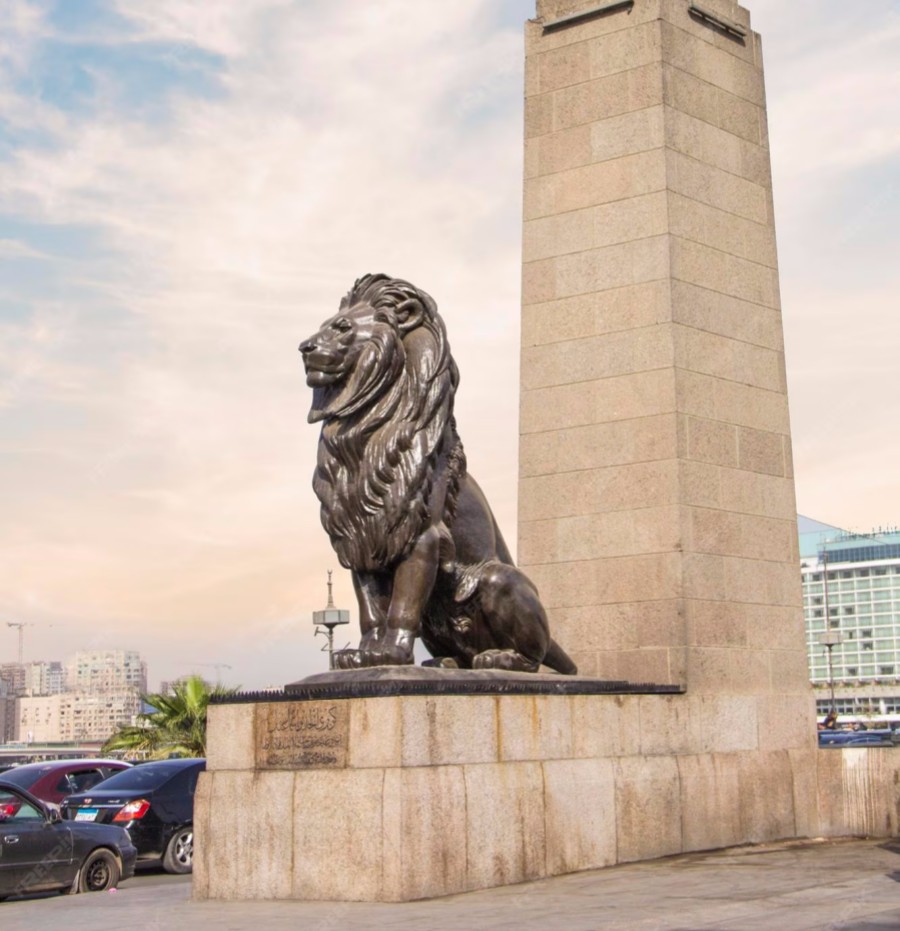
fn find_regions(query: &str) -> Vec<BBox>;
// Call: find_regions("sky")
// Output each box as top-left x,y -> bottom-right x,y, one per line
0,0 -> 898,691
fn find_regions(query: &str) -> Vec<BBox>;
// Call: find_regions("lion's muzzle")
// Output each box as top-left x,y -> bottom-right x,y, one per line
299,337 -> 346,386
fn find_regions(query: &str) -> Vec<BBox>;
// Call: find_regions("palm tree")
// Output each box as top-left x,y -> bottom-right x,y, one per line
103,675 -> 239,759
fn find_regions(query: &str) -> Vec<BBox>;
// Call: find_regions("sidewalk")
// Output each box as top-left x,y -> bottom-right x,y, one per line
3,837 -> 899,931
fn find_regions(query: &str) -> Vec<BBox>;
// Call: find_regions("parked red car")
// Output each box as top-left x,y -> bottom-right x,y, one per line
0,760 -> 131,807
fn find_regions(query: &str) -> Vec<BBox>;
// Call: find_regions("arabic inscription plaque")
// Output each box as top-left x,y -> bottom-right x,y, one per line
256,701 -> 349,769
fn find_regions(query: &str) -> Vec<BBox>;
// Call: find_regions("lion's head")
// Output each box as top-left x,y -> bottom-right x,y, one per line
299,274 -> 465,570
300,274 -> 457,425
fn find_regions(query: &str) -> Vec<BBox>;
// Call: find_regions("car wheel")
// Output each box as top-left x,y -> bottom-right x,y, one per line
163,826 -> 194,874
78,849 -> 120,893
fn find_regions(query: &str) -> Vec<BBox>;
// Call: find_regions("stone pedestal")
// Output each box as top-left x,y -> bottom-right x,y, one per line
194,688 -> 821,903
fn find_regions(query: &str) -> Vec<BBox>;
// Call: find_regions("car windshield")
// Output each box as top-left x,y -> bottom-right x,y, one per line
0,767 -> 41,789
86,763 -> 190,792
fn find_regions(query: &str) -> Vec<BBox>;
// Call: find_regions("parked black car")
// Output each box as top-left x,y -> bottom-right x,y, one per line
61,758 -> 205,874
0,781 -> 136,900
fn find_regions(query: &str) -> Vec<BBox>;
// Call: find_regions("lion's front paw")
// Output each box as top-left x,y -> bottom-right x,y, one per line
360,647 -> 414,667
333,650 -> 365,670
336,629 -> 416,668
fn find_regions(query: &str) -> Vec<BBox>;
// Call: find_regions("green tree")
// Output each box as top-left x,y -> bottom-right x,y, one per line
103,675 -> 239,759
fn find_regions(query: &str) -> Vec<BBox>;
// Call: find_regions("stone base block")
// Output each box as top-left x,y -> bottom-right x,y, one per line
193,692 -> 840,903
816,747 -> 900,838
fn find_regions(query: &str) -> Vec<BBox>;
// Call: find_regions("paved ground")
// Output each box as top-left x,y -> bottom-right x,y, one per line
3,838 -> 899,931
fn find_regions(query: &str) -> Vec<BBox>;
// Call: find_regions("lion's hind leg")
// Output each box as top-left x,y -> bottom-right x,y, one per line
469,562 -> 550,673
472,649 -> 539,673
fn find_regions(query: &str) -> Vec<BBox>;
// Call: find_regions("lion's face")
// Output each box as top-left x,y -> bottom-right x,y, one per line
299,303 -> 405,423
299,305 -> 382,388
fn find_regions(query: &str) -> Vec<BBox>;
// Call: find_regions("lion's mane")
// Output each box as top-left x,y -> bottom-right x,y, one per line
312,274 -> 466,571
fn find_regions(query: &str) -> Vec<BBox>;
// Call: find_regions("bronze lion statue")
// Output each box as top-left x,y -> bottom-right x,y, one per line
299,274 -> 576,675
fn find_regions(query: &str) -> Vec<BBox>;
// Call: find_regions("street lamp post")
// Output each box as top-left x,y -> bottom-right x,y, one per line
313,571 -> 350,670
818,630 -> 844,714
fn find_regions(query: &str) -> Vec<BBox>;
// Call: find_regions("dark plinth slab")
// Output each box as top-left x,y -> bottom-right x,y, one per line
211,666 -> 683,704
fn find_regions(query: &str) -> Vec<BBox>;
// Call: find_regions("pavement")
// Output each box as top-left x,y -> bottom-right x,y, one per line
2,837 -> 900,931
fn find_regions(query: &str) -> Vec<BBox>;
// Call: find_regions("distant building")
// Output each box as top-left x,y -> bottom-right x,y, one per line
0,663 -> 26,695
0,679 -> 10,743
33,661 -> 65,695
16,694 -> 64,743
1,661 -> 66,697
158,675 -> 192,695
0,650 -> 148,744
66,650 -> 147,693
58,689 -> 143,743
800,519 -> 900,721
5,650 -> 148,744
14,689 -> 142,743
23,661 -> 65,696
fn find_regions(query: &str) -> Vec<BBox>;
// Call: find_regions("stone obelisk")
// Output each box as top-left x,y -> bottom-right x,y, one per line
518,0 -> 816,840
520,0 -> 808,700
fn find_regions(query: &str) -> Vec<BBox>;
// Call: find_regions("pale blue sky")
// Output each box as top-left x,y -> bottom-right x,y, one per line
1,0 -> 898,690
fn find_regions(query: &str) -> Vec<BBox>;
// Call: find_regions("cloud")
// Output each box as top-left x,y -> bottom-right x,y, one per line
111,0 -> 294,57
752,1 -> 900,184
0,0 -> 44,74
0,238 -> 51,260
0,0 -> 531,686
743,0 -> 900,533
0,0 -> 897,687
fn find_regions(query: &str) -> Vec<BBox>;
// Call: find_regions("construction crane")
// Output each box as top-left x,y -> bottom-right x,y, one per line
193,663 -> 233,686
6,622 -> 31,665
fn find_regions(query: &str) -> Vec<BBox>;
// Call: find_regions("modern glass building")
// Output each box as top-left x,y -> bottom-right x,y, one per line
800,517 -> 900,721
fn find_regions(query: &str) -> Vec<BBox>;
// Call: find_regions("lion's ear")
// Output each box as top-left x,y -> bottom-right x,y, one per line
394,298 -> 424,333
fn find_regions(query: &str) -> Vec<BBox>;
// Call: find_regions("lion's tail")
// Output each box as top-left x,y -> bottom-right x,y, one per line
543,638 -> 578,676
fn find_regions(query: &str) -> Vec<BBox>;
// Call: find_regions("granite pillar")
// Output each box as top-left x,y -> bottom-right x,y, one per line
519,0 -> 811,743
